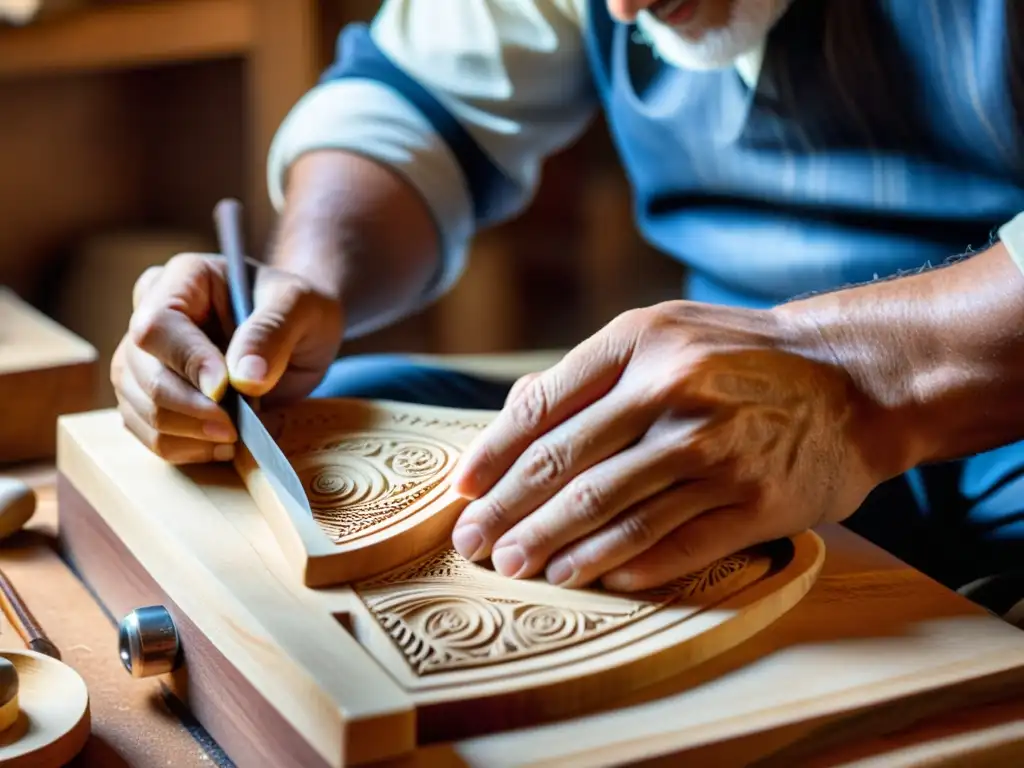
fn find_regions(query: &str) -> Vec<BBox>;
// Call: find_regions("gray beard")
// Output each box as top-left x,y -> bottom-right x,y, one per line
634,0 -> 793,71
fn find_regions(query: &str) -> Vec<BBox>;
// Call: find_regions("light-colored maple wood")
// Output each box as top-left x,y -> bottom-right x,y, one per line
0,0 -> 254,79
0,288 -> 96,464
1,462 -> 1019,766
56,409 -> 417,767
57,405 -> 823,764
0,479 -> 34,542
235,398 -> 497,586
0,658 -> 17,734
0,0 -> 85,26
0,649 -> 89,766
0,476 -> 213,766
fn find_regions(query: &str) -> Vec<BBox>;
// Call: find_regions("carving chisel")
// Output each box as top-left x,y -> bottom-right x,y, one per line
212,198 -> 314,518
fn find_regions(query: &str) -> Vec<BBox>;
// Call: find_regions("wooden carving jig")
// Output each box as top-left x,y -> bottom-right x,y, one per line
233,398 -> 495,587
234,396 -> 824,730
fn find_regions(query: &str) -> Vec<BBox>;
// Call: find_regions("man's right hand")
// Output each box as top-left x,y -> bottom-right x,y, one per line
111,252 -> 344,465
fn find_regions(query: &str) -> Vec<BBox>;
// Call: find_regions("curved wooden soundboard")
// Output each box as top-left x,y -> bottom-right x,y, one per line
235,398 -> 826,727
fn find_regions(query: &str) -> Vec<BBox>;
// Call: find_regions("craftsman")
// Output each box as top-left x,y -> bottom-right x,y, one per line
111,0 -> 1024,600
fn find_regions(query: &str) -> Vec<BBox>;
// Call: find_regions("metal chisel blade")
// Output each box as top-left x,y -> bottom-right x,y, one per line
235,393 -> 313,518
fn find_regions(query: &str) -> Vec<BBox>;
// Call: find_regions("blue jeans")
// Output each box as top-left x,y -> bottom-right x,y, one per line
312,354 -> 1024,601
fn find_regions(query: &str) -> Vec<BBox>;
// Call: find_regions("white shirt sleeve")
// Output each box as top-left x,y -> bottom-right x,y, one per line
266,0 -> 596,336
999,211 -> 1024,275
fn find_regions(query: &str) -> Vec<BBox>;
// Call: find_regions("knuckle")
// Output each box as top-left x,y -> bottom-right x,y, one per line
618,514 -> 656,548
612,307 -> 645,330
168,251 -> 205,270
179,347 -> 209,388
523,441 -> 568,486
142,369 -> 170,405
109,341 -> 126,386
132,265 -> 163,307
475,497 -> 513,532
567,479 -> 605,525
510,380 -> 550,433
128,307 -> 164,351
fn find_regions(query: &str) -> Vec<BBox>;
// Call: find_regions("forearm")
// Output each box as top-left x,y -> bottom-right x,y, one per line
775,241 -> 1024,474
270,149 -> 441,335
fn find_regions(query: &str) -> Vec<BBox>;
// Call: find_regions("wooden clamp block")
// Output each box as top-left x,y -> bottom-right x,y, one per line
0,287 -> 96,464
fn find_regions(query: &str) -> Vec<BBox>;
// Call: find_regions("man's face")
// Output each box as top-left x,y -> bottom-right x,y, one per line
607,0 -> 792,71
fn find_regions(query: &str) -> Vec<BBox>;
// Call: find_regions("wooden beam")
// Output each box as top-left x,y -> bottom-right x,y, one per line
0,0 -> 254,79
245,0 -> 320,255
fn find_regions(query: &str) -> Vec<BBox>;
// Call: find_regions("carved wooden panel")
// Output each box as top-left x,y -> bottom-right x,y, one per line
235,398 -> 494,586
355,546 -> 764,681
60,406 -> 830,757
234,396 -> 824,729
294,432 -> 462,543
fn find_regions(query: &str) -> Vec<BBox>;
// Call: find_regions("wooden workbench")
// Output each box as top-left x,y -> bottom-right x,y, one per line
2,462 -> 1024,766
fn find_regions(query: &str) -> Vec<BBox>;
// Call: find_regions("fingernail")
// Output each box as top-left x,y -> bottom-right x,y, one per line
546,559 -> 575,586
198,365 -> 227,402
491,546 -> 526,578
213,444 -> 235,462
203,421 -> 235,441
452,525 -> 484,560
234,355 -> 267,384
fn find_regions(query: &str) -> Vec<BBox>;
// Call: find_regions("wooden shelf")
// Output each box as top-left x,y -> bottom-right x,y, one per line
0,0 -> 254,79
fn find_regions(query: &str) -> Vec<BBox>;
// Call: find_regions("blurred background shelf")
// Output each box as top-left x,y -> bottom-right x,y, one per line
0,0 -> 673,407
0,0 -> 253,78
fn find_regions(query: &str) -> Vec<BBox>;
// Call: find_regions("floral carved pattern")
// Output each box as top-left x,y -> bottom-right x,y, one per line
290,432 -> 459,543
358,548 -> 753,676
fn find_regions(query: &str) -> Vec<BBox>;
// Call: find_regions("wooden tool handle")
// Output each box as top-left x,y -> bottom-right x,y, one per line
0,568 -> 59,660
213,197 -> 252,326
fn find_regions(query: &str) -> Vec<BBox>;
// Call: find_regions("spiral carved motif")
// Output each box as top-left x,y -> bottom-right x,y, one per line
307,465 -> 378,507
360,546 -> 760,676
370,589 -> 622,674
292,432 -> 457,542
511,605 -> 585,646
390,444 -> 444,477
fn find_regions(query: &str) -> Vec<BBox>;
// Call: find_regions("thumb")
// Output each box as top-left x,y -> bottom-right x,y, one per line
225,272 -> 312,397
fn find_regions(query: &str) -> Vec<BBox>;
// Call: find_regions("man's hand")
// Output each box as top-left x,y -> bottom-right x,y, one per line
449,301 -> 900,592
110,252 -> 344,464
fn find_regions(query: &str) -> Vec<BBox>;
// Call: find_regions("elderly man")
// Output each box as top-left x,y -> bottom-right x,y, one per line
112,0 -> 1024,602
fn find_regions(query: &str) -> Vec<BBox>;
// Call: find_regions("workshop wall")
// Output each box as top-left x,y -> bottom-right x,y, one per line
0,0 -> 683,407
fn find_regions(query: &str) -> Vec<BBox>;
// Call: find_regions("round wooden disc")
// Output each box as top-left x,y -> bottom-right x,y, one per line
0,650 -> 89,766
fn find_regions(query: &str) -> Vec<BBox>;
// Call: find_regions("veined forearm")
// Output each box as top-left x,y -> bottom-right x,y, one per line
270,149 -> 441,335
775,241 -> 1024,474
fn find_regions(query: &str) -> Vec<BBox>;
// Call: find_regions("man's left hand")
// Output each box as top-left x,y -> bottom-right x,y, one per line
448,300 -> 896,591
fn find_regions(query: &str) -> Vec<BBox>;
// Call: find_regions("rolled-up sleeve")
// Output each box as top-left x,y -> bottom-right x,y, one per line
999,211 -> 1024,275
267,0 -> 596,321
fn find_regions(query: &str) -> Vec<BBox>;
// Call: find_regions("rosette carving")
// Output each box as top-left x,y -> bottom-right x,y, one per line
290,432 -> 458,542
359,547 -> 756,676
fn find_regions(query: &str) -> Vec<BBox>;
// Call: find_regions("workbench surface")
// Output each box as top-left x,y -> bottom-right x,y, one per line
3,462 -> 1024,767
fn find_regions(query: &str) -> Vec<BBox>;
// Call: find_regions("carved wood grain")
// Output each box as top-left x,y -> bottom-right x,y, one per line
234,398 -> 495,586
53,411 -> 1024,766
231,396 -> 826,735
